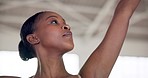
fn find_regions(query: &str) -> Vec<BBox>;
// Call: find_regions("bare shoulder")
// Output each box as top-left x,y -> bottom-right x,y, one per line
0,76 -> 20,78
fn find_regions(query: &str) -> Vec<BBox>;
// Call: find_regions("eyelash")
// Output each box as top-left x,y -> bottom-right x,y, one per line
48,19 -> 66,26
49,20 -> 58,25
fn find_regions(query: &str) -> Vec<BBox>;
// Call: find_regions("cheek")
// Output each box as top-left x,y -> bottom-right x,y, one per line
38,30 -> 62,47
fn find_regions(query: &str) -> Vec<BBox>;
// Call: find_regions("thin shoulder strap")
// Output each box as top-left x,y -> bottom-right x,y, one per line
78,75 -> 81,78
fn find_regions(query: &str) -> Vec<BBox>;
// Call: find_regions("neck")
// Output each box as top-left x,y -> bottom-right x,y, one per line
34,53 -> 70,78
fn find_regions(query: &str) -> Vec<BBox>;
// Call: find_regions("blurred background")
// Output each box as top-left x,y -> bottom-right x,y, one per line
0,0 -> 148,78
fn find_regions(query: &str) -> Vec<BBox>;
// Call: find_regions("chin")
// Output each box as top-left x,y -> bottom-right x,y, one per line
59,42 -> 74,53
67,45 -> 74,52
68,47 -> 74,52
63,44 -> 74,53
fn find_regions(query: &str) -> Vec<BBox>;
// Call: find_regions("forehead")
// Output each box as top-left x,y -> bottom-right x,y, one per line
40,11 -> 64,20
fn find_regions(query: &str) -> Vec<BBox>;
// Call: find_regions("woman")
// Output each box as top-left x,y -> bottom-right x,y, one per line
0,0 -> 141,78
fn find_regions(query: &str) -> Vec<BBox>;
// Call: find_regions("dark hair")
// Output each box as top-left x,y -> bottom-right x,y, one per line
18,12 -> 44,61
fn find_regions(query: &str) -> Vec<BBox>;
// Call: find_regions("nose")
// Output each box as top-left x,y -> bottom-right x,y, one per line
62,25 -> 70,30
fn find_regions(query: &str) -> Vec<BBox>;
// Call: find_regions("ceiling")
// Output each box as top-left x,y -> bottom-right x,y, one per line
0,0 -> 148,57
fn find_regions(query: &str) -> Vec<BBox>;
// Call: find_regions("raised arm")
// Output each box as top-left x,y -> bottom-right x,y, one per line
79,0 -> 141,78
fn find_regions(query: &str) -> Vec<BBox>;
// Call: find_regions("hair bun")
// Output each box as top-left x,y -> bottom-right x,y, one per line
18,40 -> 35,61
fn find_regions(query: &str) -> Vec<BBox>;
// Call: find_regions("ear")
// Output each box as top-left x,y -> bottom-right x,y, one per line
26,34 -> 40,45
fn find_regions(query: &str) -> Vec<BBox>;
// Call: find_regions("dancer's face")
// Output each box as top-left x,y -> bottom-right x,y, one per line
34,11 -> 74,53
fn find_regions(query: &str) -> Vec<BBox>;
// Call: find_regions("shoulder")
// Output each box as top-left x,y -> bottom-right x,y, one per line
0,76 -> 20,78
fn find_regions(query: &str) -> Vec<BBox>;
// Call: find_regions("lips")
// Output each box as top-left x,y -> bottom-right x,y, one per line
63,31 -> 72,37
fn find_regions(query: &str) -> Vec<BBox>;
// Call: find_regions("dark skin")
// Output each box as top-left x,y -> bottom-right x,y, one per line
28,12 -> 76,78
1,12 -> 76,78
0,0 -> 141,78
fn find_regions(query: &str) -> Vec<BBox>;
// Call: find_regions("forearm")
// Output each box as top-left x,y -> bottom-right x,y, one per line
114,0 -> 141,19
79,0 -> 141,78
101,0 -> 141,60
95,0 -> 141,77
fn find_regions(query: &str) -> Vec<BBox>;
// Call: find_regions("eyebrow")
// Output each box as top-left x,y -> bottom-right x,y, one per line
45,15 -> 58,20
